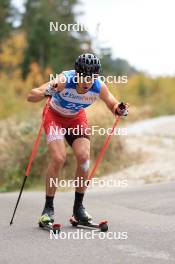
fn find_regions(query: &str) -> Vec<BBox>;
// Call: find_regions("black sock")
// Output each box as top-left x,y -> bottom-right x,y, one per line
74,192 -> 84,208
45,195 -> 54,208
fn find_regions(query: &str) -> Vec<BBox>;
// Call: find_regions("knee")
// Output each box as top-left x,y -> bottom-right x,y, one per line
52,154 -> 66,167
76,150 -> 89,164
76,151 -> 90,172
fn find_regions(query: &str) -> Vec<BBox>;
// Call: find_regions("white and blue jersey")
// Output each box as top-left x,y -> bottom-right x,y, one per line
50,70 -> 101,116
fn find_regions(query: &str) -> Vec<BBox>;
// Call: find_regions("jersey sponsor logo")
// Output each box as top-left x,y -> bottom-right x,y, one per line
61,89 -> 98,103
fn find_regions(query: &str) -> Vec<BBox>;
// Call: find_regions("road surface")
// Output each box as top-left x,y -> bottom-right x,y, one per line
1,182 -> 175,264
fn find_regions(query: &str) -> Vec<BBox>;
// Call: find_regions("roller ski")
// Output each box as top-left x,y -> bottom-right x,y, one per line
70,205 -> 108,232
38,206 -> 61,234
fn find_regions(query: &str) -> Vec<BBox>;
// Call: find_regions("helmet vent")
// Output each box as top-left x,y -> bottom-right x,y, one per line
75,53 -> 101,76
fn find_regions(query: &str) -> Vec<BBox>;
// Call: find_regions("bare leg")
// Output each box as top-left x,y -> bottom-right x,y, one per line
46,140 -> 66,196
71,138 -> 91,221
72,138 -> 90,193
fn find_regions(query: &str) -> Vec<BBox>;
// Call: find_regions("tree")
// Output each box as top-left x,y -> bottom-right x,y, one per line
0,0 -> 14,42
101,53 -> 138,77
21,0 -> 89,77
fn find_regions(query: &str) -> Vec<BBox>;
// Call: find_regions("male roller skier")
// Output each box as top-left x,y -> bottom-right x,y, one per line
27,53 -> 129,224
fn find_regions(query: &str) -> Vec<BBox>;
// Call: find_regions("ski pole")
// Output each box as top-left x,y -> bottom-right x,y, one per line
87,115 -> 121,186
10,99 -> 50,225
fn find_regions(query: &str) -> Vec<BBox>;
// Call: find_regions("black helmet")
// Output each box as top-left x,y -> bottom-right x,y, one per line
75,53 -> 101,77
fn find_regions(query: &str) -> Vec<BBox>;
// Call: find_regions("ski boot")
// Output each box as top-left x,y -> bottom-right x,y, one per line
39,206 -> 61,234
70,205 -> 108,232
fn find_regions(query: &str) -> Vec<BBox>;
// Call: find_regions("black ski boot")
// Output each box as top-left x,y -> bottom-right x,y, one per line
39,206 -> 54,224
39,206 -> 61,233
73,204 -> 92,222
70,205 -> 108,232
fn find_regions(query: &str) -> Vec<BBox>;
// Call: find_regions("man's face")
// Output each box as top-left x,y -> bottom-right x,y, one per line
77,74 -> 98,91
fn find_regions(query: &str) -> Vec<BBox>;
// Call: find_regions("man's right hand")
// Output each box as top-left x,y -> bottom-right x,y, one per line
27,73 -> 66,102
44,83 -> 57,97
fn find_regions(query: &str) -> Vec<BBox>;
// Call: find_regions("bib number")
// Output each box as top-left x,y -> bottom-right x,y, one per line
66,103 -> 84,110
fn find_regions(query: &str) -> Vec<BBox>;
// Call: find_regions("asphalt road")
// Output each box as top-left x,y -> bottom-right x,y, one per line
1,182 -> 175,264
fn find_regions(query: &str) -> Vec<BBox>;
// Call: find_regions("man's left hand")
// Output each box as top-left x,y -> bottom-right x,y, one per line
115,102 -> 129,117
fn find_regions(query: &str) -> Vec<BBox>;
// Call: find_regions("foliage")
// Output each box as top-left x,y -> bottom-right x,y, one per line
110,74 -> 175,117
0,0 -> 13,42
21,0 -> 89,77
101,54 -> 138,76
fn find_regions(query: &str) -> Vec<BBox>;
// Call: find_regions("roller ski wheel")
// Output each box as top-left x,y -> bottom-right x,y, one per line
70,216 -> 108,232
99,220 -> 108,232
39,214 -> 61,234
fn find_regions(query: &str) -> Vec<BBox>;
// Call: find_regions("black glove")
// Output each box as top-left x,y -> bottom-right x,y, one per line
115,102 -> 129,117
44,83 -> 57,97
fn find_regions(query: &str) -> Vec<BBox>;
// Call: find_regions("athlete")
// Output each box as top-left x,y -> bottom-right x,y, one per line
27,53 -> 129,224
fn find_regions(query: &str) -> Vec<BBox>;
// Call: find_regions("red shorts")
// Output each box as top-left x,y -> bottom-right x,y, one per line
43,106 -> 90,146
